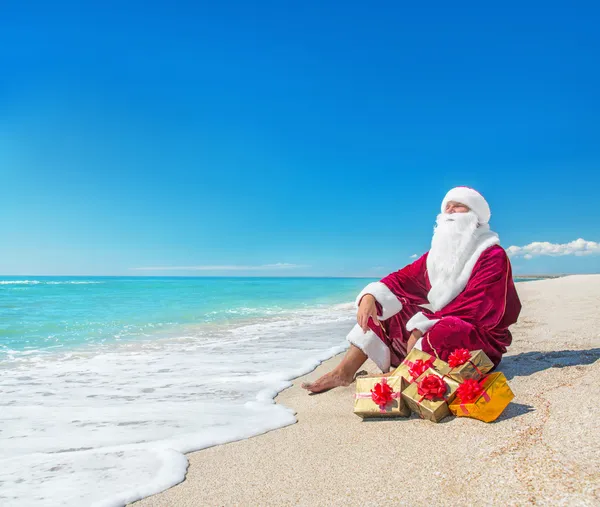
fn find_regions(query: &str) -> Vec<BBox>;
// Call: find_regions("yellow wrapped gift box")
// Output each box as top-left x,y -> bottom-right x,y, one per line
401,368 -> 460,423
354,375 -> 411,418
448,372 -> 514,423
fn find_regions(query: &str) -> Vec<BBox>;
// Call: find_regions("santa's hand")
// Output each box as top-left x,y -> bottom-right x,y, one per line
357,294 -> 380,332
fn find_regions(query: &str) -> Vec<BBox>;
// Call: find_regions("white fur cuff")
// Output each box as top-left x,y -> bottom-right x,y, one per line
406,311 -> 440,334
355,281 -> 402,320
346,323 -> 391,372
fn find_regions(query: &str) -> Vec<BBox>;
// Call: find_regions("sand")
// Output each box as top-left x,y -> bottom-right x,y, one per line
133,275 -> 600,506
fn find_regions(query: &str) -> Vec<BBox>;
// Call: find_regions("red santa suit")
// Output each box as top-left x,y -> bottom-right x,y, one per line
347,187 -> 522,372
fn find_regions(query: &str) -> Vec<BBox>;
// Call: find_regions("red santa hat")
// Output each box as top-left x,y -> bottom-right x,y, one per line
441,186 -> 491,224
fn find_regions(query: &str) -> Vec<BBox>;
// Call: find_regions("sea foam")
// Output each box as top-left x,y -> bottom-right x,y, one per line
0,304 -> 354,506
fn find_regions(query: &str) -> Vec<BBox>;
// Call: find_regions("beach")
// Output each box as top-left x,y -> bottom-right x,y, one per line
134,275 -> 600,506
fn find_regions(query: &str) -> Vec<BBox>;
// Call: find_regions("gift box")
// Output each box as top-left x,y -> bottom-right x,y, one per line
391,349 -> 450,383
446,348 -> 494,382
401,368 -> 460,422
354,375 -> 411,418
448,372 -> 514,423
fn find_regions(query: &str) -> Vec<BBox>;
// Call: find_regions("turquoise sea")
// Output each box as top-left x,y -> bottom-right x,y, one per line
0,275 -> 530,506
0,276 -> 373,357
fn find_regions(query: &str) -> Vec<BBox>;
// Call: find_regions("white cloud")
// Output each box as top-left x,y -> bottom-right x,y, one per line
410,254 -> 418,259
131,263 -> 309,271
506,238 -> 600,260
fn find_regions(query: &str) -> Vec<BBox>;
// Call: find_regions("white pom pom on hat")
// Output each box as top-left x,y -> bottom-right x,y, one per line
441,186 -> 491,224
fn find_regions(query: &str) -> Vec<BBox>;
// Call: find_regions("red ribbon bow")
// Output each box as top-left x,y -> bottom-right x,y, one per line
448,348 -> 472,368
417,374 -> 447,401
407,358 -> 434,382
370,379 -> 394,409
455,377 -> 491,414
456,378 -> 484,403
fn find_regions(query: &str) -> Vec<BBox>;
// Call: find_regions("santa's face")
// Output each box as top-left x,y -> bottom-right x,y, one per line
444,200 -> 470,214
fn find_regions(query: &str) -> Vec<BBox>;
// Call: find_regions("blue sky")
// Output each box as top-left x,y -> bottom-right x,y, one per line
1,1 -> 599,277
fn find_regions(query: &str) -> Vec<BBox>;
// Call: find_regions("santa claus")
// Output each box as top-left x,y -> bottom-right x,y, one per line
303,186 -> 521,393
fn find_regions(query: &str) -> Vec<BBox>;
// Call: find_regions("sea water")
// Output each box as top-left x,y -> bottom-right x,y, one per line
0,275 -> 531,506
0,276 -> 372,506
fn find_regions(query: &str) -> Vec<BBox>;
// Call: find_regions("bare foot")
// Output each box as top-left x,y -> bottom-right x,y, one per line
301,370 -> 353,394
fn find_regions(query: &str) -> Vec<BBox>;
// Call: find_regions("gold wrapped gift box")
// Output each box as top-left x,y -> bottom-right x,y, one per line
401,368 -> 460,423
448,372 -> 514,423
354,375 -> 411,418
391,349 -> 450,383
446,349 -> 494,383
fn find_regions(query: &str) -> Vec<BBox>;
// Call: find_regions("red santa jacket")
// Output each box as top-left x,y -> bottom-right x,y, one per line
378,245 -> 521,366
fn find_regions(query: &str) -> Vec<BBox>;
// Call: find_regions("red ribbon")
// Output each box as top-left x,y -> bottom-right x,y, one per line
354,377 -> 402,412
456,378 -> 484,403
370,378 -> 394,408
406,358 -> 434,382
417,374 -> 447,401
447,348 -> 471,367
448,348 -> 484,379
455,377 -> 491,414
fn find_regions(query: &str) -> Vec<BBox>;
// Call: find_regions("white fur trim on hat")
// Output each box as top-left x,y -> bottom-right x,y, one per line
441,187 -> 491,224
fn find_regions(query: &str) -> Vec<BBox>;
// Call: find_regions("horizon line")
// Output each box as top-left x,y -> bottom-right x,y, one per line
0,273 -> 592,279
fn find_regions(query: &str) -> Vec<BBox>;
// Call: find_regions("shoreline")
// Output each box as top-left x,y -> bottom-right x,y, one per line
513,274 -> 565,279
133,275 -> 600,506
1,282 -> 361,506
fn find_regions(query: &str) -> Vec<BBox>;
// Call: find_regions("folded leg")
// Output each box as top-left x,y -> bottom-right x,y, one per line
420,316 -> 503,366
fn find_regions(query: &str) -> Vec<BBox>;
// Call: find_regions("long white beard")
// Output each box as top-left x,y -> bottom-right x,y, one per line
428,211 -> 480,286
